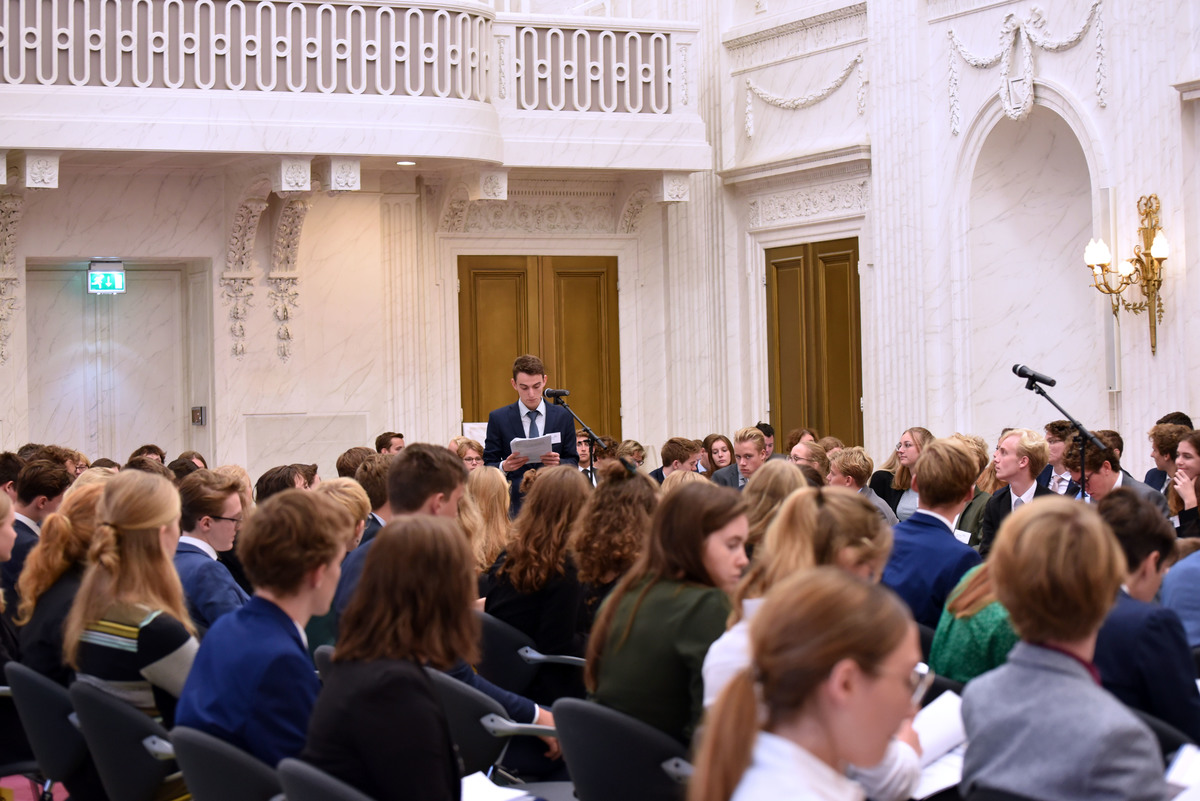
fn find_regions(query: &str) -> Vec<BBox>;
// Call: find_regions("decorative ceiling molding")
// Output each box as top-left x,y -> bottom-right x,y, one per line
724,3 -> 866,74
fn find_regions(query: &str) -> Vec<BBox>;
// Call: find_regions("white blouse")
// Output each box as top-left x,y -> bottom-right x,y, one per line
731,731 -> 865,801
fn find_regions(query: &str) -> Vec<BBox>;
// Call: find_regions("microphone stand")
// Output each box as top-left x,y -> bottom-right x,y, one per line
1019,376 -> 1105,500
549,394 -> 600,485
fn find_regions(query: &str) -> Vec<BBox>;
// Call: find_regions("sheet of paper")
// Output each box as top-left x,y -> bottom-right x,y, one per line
913,691 -> 966,768
914,745 -> 965,799
1168,744 -> 1200,788
953,529 -> 971,544
461,772 -> 535,801
510,435 -> 553,462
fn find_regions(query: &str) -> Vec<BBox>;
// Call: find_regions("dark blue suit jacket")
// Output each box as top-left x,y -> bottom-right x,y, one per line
882,511 -> 981,629
1094,591 -> 1200,742
977,483 -> 1054,558
174,542 -> 250,632
648,466 -> 665,485
483,401 -> 579,512
1035,464 -> 1081,498
175,596 -> 320,767
2,519 -> 38,615
1145,468 -> 1168,491
360,514 -> 383,546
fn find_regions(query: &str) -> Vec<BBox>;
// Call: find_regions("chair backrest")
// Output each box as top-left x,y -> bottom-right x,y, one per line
1191,646 -> 1200,679
425,667 -> 510,775
552,698 -> 689,801
5,663 -> 88,782
170,726 -> 281,801
921,674 -> 965,707
313,645 -> 334,681
917,623 -> 936,662
965,787 -> 1046,801
475,612 -> 538,694
277,757 -> 376,801
1130,707 -> 1195,761
68,681 -> 177,801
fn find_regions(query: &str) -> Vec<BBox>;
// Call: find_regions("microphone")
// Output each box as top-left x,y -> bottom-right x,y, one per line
1012,364 -> 1056,387
543,388 -> 571,399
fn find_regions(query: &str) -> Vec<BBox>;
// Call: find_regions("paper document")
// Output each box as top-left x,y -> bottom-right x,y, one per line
1168,744 -> 1200,788
914,745 -> 965,799
461,772 -> 535,801
511,435 -> 553,463
912,691 -> 966,768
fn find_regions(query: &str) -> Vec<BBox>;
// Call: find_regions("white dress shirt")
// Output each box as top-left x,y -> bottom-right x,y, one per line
732,731 -> 867,801
519,399 -> 548,437
178,535 -> 217,560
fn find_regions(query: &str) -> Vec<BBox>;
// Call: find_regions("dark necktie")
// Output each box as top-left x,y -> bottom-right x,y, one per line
527,410 -> 540,439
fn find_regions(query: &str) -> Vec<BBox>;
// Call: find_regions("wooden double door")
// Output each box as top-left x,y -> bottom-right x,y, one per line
458,255 -> 621,440
765,238 -> 863,448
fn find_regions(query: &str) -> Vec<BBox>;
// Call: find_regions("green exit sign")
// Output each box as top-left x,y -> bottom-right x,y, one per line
87,263 -> 126,294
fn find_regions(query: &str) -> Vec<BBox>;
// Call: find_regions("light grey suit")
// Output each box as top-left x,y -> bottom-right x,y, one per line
858,486 -> 898,525
962,642 -> 1169,801
1120,471 -> 1171,518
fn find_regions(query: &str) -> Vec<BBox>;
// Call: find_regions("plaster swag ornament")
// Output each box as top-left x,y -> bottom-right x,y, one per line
744,52 -> 865,138
946,1 -> 1106,136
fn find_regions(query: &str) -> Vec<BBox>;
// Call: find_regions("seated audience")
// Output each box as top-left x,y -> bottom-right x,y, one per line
458,466 -> 511,574
648,437 -> 703,484
335,446 -> 374,478
305,478 -> 372,652
255,464 -> 305,502
741,460 -> 807,556
576,430 -> 597,486
353,453 -> 392,545
375,431 -> 405,453
124,455 -> 175,480
64,470 -> 199,727
484,465 -> 591,703
869,426 -> 932,521
167,457 -> 201,484
0,491 -> 35,763
754,422 -> 779,457
15,444 -> 44,462
1144,412 -> 1194,490
976,428 -> 1051,557
928,563 -> 1018,683
703,488 -> 912,801
0,451 -> 24,500
89,458 -> 120,470
950,433 -> 993,540
453,437 -> 485,472
3,459 -> 73,613
1147,423 -> 1191,506
1063,430 -> 1170,516
128,444 -> 166,463
569,459 -> 658,629
711,427 -> 770,491
881,438 -> 982,628
826,446 -> 898,524
213,463 -> 255,593
174,470 -> 250,631
961,497 -> 1168,801
16,483 -> 105,685
1172,430 -> 1200,538
176,490 -> 354,766
816,435 -> 844,459
302,517 -> 476,801
702,433 -> 734,475
293,463 -> 320,489
592,435 -> 619,471
784,427 -> 818,452
178,450 -> 208,469
616,439 -> 646,467
788,439 -> 829,477
588,482 -> 748,745
1093,488 -> 1200,741
662,468 -> 707,495
1038,419 -> 1082,496
690,568 -> 923,801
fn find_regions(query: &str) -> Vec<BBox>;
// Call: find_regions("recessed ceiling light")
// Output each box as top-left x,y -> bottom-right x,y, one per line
396,160 -> 416,166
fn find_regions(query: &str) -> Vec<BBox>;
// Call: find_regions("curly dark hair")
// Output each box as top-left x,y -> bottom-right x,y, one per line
499,466 -> 590,593
570,459 -> 659,584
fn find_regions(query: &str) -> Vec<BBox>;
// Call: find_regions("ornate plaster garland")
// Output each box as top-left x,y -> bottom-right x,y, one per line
744,51 -> 865,138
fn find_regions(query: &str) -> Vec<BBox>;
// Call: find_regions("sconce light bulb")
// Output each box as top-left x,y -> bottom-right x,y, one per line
1118,259 -> 1135,277
1084,238 -> 1111,267
1151,231 -> 1170,260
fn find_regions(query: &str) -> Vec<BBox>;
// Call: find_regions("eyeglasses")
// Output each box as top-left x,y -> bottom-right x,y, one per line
877,661 -> 935,706
210,515 -> 243,526
463,457 -> 484,464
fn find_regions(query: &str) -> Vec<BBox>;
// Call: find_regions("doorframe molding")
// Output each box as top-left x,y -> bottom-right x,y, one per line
437,233 -> 641,438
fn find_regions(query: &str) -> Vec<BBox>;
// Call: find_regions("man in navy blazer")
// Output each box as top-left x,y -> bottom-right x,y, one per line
1035,420 -> 1081,497
2,460 -> 71,616
176,490 -> 353,767
1094,488 -> 1200,742
174,470 -> 250,632
882,438 -> 982,628
1063,430 -> 1170,517
977,429 -> 1053,557
352,454 -> 391,547
483,354 -> 578,512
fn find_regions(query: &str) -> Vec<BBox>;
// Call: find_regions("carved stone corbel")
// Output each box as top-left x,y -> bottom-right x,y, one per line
652,172 -> 690,204
0,193 -> 25,365
219,197 -> 269,358
267,196 -> 312,362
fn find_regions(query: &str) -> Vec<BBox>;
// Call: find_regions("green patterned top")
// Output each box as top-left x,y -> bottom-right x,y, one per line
928,566 -> 1019,684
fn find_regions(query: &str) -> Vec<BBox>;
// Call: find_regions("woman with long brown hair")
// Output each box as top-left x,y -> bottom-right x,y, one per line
702,433 -> 734,475
303,517 -> 478,801
869,427 -> 933,520
63,470 -> 198,726
690,568 -> 924,801
16,482 -> 105,685
568,459 -> 658,629
484,465 -> 591,702
587,482 -> 748,745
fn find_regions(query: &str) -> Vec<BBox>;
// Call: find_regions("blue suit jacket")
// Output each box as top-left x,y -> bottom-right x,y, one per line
1,519 -> 38,615
174,543 -> 250,632
1162,552 -> 1200,647
175,596 -> 320,767
333,537 -> 374,622
360,514 -> 383,546
1145,467 -> 1168,491
881,511 -> 981,629
483,400 -> 579,511
1094,591 -> 1200,742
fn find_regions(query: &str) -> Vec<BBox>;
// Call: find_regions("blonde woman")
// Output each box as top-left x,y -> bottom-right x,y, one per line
64,470 -> 199,726
741,460 -> 807,556
458,466 -> 512,573
691,569 -> 924,801
869,427 -> 933,521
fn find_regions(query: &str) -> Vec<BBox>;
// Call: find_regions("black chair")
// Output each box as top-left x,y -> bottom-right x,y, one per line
313,644 -> 334,680
476,612 -> 585,695
5,664 -> 100,801
1191,646 -> 1200,678
0,683 -> 51,801
965,787 -> 1046,801
171,726 -> 282,801
277,757 -> 376,801
552,697 -> 691,801
917,623 -> 936,661
921,674 -> 965,707
68,682 -> 183,801
1130,708 -> 1194,762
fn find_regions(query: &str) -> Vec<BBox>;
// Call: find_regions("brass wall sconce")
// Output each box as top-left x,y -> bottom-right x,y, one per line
1083,194 -> 1168,355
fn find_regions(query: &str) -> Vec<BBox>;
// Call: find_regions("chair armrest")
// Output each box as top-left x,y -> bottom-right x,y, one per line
0,685 -> 10,697
68,712 -> 81,730
479,714 -> 556,739
142,735 -> 176,760
517,647 -> 586,667
661,757 -> 692,785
